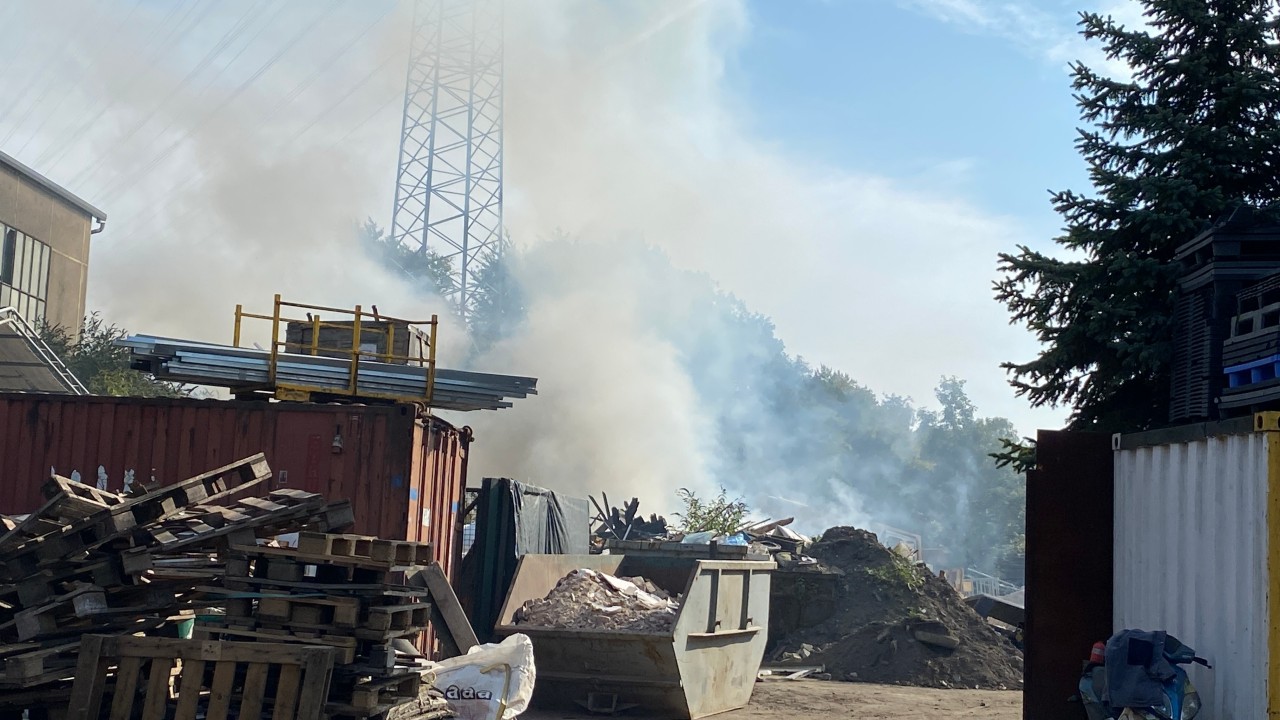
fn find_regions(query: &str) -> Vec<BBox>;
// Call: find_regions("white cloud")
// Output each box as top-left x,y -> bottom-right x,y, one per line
898,0 -> 1147,77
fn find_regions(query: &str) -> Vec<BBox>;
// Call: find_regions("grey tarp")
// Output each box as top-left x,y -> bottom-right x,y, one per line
456,478 -> 590,641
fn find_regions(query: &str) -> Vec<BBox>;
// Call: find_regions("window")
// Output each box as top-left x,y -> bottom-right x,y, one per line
0,223 -> 50,326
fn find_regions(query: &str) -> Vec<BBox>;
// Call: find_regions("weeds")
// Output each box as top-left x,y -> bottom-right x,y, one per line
866,554 -> 925,592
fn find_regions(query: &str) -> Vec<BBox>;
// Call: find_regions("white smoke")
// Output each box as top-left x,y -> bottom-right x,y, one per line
0,0 -> 1039,532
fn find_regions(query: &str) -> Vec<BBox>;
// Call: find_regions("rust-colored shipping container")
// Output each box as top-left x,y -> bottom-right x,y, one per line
0,393 -> 471,580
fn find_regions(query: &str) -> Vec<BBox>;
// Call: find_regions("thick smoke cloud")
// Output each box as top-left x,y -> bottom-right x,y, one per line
1,1 -> 1027,566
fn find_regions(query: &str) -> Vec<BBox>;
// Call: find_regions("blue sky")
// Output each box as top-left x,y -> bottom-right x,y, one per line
731,0 -> 1090,226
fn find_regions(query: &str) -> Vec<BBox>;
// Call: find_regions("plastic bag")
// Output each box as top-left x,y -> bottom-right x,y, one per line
432,633 -> 537,720
681,531 -> 749,546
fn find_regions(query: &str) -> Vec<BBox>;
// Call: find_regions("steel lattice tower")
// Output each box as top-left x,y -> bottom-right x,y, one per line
391,0 -> 504,319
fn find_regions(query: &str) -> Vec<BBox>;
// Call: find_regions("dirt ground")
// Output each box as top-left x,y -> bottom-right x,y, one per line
521,680 -> 1022,719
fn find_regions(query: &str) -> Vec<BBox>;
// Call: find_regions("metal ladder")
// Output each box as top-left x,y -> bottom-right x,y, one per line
0,306 -> 88,395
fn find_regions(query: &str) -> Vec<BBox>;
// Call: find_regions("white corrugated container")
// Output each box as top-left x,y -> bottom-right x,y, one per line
1113,414 -> 1280,720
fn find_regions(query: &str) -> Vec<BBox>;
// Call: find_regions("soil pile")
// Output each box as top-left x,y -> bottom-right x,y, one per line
512,568 -> 680,632
773,527 -> 1022,690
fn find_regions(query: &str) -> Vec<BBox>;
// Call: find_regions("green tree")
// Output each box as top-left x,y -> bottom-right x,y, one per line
357,218 -> 455,301
467,240 -> 526,354
673,487 -> 750,535
995,2 -> 1280,431
909,378 -> 1024,573
40,314 -> 188,398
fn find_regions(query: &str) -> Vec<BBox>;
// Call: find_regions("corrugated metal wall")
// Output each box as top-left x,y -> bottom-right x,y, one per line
1115,432 -> 1270,720
0,394 -> 469,572
408,417 -> 469,581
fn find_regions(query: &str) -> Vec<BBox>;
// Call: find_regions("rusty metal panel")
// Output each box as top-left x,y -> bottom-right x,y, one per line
1024,430 -> 1113,720
409,418 -> 468,582
1114,432 -> 1270,720
0,395 -> 470,577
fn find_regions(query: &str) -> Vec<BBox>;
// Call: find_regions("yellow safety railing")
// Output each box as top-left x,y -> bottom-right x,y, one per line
233,294 -> 438,404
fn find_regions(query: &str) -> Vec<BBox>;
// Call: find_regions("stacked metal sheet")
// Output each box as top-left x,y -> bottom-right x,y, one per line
118,335 -> 536,411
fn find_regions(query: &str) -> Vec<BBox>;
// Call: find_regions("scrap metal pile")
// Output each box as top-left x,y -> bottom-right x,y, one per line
0,453 -> 453,720
511,569 -> 680,633
589,495 -> 809,560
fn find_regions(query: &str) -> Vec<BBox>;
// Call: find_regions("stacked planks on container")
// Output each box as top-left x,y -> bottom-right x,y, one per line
198,531 -> 448,719
0,453 -> 356,719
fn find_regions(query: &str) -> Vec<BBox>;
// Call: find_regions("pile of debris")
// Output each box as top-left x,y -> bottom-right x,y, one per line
591,495 -> 670,542
0,453 -> 453,720
771,527 -> 1023,690
512,569 -> 680,633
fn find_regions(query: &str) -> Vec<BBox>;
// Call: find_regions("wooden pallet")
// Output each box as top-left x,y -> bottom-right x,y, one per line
66,635 -> 336,720
5,581 -> 203,643
120,490 -> 329,576
3,455 -> 275,578
249,610 -> 429,644
330,672 -> 422,716
229,542 -> 426,573
208,576 -> 432,600
256,595 -> 363,629
0,478 -> 126,559
0,642 -> 78,687
0,683 -> 72,719
365,604 -> 431,633
298,533 -> 433,567
193,622 -> 360,664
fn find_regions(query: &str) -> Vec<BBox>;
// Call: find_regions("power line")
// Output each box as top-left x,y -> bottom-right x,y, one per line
0,6 -> 114,144
111,45 -> 400,235
281,51 -> 399,152
95,0 -> 344,201
334,89 -> 403,147
11,0 -> 146,158
73,0 -> 283,191
268,3 -> 396,117
0,5 -> 48,99
37,0 -> 206,173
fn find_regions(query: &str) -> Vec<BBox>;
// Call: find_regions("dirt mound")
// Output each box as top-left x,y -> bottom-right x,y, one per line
773,527 -> 1022,690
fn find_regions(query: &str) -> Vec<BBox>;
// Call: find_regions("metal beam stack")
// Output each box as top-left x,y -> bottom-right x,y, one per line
118,335 -> 536,412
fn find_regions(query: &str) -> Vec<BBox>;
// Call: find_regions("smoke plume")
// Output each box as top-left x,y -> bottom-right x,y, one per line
0,1 -> 1028,566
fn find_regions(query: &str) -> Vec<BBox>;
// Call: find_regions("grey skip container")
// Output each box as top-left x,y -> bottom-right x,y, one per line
495,554 -> 775,719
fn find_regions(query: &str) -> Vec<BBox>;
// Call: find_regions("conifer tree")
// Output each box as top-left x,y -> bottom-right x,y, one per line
996,2 -> 1280,430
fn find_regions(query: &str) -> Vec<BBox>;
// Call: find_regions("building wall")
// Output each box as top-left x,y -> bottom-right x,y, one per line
1114,431 -> 1272,720
0,161 -> 92,331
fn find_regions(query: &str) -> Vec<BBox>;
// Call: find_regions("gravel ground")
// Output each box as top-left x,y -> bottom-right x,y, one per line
520,680 -> 1022,720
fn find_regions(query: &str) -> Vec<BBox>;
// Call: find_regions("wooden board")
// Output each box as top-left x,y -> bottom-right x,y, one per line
409,564 -> 478,658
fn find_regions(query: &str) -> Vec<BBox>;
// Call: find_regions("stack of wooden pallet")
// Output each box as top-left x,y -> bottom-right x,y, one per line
0,453 -> 473,717
198,531 -> 443,718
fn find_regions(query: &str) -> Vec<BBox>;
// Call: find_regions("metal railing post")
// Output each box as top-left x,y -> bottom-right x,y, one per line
426,314 -> 438,402
349,305 -> 362,394
269,294 -> 281,385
